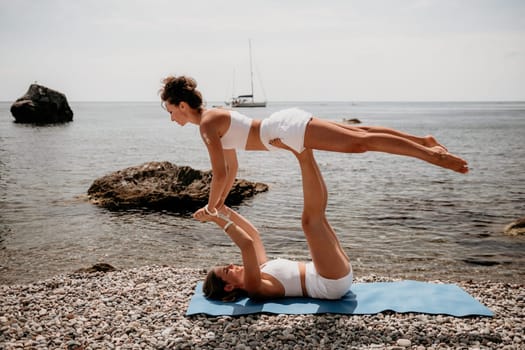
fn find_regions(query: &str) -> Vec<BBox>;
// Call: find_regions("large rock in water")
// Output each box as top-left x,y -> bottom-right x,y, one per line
87,161 -> 269,213
10,84 -> 73,123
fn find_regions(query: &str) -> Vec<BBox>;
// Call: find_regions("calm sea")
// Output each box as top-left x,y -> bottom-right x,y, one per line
1,101 -> 524,285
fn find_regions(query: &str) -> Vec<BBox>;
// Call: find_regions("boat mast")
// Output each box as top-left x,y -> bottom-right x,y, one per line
249,39 -> 254,103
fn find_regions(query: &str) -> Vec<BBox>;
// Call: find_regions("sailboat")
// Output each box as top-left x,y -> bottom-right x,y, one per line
226,40 -> 267,108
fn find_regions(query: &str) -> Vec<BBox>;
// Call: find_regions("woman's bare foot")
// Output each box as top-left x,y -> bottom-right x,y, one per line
432,149 -> 469,174
424,135 -> 448,152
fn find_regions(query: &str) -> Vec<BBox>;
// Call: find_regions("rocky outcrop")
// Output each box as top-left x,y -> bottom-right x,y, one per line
87,161 -> 269,213
503,217 -> 525,236
10,84 -> 73,124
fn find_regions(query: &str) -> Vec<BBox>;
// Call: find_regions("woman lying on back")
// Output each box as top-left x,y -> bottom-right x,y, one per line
194,140 -> 352,301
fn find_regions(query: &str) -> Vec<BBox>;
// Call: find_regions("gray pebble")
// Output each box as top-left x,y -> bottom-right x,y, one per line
396,338 -> 411,347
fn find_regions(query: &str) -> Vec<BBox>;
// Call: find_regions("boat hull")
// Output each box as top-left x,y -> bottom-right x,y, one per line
231,101 -> 267,108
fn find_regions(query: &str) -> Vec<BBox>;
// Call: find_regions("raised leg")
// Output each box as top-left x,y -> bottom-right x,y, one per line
269,139 -> 350,279
304,118 -> 468,174
331,122 -> 448,151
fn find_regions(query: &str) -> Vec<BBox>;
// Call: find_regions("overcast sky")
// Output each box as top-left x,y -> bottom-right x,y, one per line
1,0 -> 524,102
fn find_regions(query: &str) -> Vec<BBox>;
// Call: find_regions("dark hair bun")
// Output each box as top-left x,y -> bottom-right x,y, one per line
160,75 -> 203,111
171,76 -> 197,91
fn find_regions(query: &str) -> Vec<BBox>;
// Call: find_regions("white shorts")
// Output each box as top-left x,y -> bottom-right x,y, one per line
260,108 -> 312,153
305,262 -> 353,300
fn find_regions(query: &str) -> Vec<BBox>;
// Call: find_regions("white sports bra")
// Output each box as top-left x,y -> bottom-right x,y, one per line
220,111 -> 252,150
260,258 -> 303,297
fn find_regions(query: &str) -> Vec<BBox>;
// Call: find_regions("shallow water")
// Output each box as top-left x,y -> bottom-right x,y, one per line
1,101 -> 524,284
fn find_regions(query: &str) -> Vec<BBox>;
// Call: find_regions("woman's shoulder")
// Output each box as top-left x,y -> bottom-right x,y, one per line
250,277 -> 285,299
200,108 -> 231,129
203,107 -> 231,119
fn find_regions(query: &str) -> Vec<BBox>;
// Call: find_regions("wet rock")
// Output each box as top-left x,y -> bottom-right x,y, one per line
75,263 -> 117,274
87,161 -> 268,213
503,217 -> 525,236
342,118 -> 361,124
10,84 -> 73,124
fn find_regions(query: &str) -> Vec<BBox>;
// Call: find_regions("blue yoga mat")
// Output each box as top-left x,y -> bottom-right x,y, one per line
186,280 -> 493,317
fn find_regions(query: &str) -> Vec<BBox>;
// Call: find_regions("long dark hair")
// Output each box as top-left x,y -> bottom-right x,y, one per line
203,268 -> 248,302
159,75 -> 204,113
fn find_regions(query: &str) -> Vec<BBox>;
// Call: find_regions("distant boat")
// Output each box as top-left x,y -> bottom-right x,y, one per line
226,40 -> 267,108
229,94 -> 266,108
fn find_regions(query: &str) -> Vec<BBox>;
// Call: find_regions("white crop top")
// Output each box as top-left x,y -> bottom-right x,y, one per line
220,111 -> 252,150
260,258 -> 303,297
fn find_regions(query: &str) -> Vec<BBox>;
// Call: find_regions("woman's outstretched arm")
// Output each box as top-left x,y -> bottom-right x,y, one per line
194,209 -> 263,293
217,149 -> 239,209
219,205 -> 268,266
199,114 -> 229,212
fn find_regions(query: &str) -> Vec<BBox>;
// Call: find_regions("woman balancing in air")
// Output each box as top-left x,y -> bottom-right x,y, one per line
194,140 -> 352,300
159,75 -> 469,217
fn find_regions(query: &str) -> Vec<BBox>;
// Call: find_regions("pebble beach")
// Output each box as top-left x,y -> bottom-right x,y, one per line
1,266 -> 523,350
